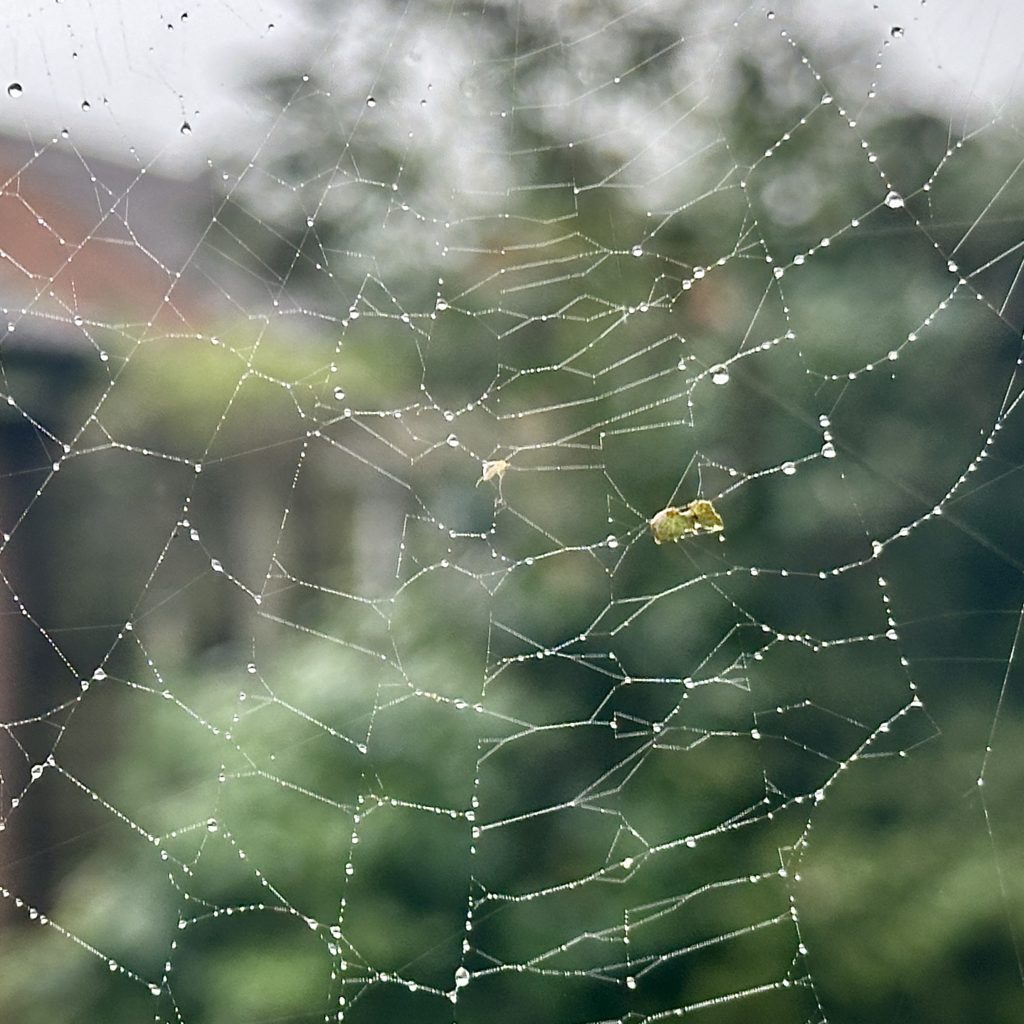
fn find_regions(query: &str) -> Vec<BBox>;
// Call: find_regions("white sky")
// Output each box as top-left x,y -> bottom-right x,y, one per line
0,0 -> 1021,178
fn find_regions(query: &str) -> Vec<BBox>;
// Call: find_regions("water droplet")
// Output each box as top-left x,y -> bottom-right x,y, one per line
626,975 -> 637,989
206,818 -> 219,832
210,558 -> 223,573
821,441 -> 837,459
180,121 -> 191,135
365,96 -> 376,108
605,534 -> 619,549
445,433 -> 459,448
884,190 -> 904,209
454,967 -> 470,988
890,25 -> 904,38
7,83 -> 23,98
631,245 -> 643,257
710,364 -> 730,385
30,764 -> 44,780
333,387 -> 345,401
781,461 -> 796,476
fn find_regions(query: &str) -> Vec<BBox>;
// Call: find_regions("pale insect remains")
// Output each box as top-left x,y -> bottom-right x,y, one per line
649,498 -> 724,544
477,459 -> 509,486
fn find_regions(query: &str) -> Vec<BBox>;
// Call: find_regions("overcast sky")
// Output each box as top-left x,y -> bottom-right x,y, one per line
0,0 -> 1021,177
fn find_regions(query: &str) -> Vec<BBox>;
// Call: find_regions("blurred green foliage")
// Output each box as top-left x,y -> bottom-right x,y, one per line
2,3 -> 1024,1024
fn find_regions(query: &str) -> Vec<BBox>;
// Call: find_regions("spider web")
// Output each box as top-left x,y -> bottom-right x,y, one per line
2,2 -> 1024,1022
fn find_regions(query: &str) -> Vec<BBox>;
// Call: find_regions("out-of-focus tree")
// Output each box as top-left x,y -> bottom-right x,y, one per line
3,3 -> 1024,1023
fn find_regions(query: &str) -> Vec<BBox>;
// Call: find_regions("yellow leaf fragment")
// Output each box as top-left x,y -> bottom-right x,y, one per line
649,498 -> 724,544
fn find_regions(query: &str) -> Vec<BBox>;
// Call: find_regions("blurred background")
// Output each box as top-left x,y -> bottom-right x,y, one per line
1,1 -> 1023,1022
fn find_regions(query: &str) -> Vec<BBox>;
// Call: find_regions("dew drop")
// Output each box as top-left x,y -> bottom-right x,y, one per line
365,95 -> 376,107
454,966 -> 470,988
605,534 -> 619,549
884,190 -> 904,209
821,441 -> 837,459
445,433 -> 459,448
7,83 -> 23,98
781,461 -> 796,476
710,364 -> 730,385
